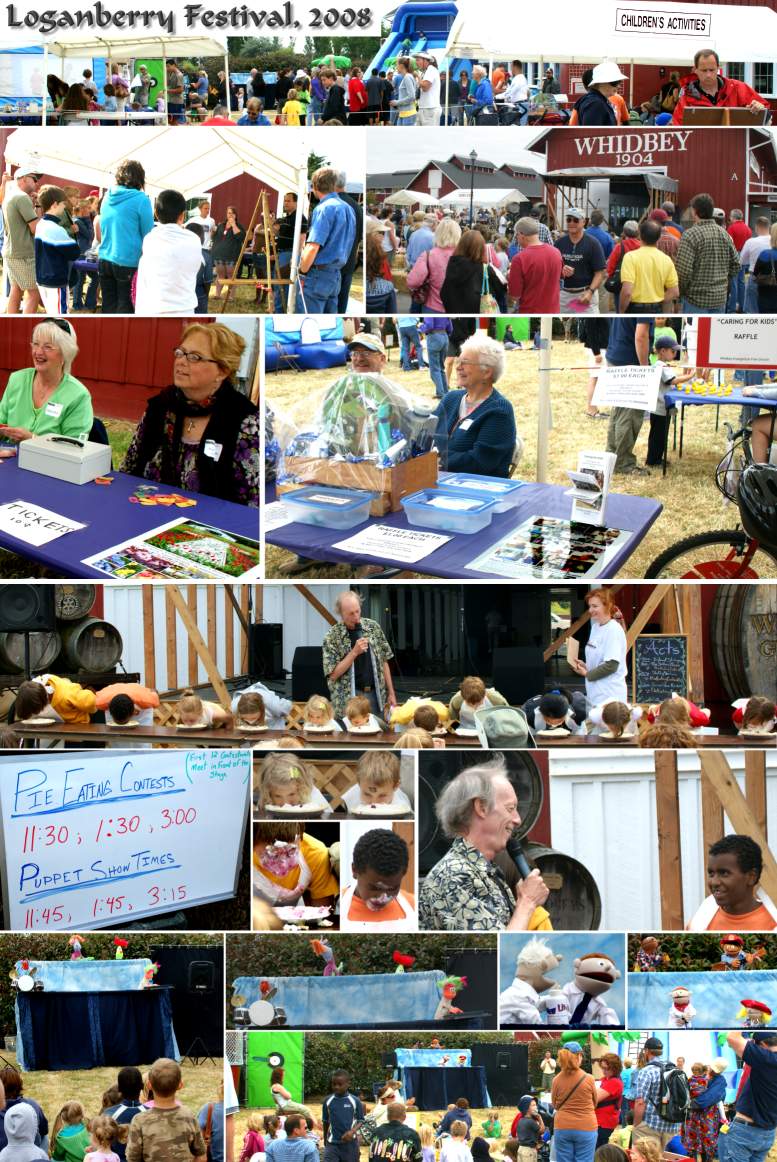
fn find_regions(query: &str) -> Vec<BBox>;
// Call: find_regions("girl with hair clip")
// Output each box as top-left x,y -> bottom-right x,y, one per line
301,694 -> 342,733
257,753 -> 332,814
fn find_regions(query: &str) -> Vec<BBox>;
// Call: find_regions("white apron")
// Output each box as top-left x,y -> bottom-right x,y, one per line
340,882 -> 417,931
253,848 -> 313,905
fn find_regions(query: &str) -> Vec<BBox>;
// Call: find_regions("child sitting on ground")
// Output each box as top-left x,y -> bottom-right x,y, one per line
586,700 -> 642,739
51,1101 -> 91,1162
523,688 -> 585,735
84,1116 -> 126,1162
480,1114 -> 501,1140
449,677 -> 508,729
239,1112 -> 265,1162
257,753 -> 331,813
732,696 -> 776,735
439,1122 -> 472,1162
301,695 -> 342,732
341,827 -> 416,930
231,681 -> 292,729
235,692 -> 266,728
439,1100 -> 472,1139
125,1059 -> 205,1162
177,689 -> 232,728
342,752 -> 413,811
341,694 -> 388,733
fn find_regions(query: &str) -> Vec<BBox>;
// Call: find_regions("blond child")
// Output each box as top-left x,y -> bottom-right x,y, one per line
393,728 -> 440,749
439,1122 -> 472,1162
449,677 -> 508,729
302,695 -> 341,732
420,1124 -> 436,1162
236,692 -> 266,728
51,1101 -> 91,1162
342,694 -> 388,733
257,753 -> 330,813
342,752 -> 413,811
239,1112 -> 266,1162
125,1059 -> 206,1162
177,689 -> 232,729
84,1115 -> 126,1162
282,88 -> 304,125
632,1136 -> 662,1162
733,695 -> 777,735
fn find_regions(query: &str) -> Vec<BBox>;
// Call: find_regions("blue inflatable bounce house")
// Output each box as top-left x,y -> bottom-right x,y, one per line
265,317 -> 348,372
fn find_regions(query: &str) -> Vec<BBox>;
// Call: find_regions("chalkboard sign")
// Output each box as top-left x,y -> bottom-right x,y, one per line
633,634 -> 689,704
0,749 -> 250,931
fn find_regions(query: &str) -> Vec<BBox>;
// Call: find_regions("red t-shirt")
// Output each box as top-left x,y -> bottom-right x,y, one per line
728,221 -> 753,252
508,244 -> 562,312
348,77 -> 368,112
596,1078 -> 623,1130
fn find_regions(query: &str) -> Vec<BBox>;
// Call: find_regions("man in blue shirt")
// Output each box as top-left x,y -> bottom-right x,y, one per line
406,213 -> 435,270
587,209 -> 614,260
297,166 -> 356,313
725,1030 -> 777,1162
267,1115 -> 320,1162
322,1070 -> 365,1162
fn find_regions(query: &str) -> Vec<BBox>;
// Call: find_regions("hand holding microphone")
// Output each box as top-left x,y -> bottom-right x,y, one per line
506,834 -> 550,923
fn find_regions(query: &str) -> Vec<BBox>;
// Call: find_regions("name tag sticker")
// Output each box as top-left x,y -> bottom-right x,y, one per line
459,419 -> 474,431
44,403 -> 63,418
203,440 -> 223,461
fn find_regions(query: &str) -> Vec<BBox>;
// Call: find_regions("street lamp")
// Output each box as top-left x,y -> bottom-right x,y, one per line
468,148 -> 477,227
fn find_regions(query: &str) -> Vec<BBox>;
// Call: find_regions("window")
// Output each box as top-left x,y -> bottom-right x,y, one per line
753,62 -> 775,96
727,61 -> 745,81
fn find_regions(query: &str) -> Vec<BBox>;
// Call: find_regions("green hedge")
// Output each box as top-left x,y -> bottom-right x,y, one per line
0,933 -> 212,1037
628,933 -> 776,971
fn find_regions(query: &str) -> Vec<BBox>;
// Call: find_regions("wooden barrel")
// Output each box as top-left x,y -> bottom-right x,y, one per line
711,584 -> 777,701
523,843 -> 602,931
54,585 -> 96,622
418,752 -> 544,874
0,630 -> 62,674
59,618 -> 123,672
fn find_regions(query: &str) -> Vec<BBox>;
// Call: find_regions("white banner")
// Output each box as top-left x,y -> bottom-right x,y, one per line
592,363 -> 663,410
706,317 -> 777,367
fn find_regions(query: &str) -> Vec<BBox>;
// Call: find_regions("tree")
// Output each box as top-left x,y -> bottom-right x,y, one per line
307,150 -> 328,177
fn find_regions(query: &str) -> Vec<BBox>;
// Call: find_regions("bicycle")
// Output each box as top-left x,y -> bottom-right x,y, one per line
646,425 -> 777,579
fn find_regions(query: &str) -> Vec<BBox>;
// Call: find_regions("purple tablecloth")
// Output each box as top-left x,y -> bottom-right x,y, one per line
266,478 -> 662,579
0,459 -> 258,577
665,387 -> 777,413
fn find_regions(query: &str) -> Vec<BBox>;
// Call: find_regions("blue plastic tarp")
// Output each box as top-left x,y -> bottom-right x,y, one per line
232,970 -> 445,1026
396,1047 -> 472,1066
628,970 -> 777,1029
24,957 -> 152,991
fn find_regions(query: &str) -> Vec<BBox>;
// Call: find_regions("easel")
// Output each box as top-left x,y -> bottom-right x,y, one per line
212,190 -> 290,314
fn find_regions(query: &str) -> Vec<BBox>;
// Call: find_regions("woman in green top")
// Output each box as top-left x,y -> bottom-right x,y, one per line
0,318 -> 93,443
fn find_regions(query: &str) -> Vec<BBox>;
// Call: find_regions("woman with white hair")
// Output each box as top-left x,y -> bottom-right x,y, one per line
418,756 -> 551,931
0,318 -> 93,442
407,216 -> 462,313
434,331 -> 517,477
467,64 -> 495,122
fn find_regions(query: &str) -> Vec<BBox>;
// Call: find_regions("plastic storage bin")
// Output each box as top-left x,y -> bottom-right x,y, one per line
401,488 -> 498,534
437,473 -> 525,512
283,486 -> 373,529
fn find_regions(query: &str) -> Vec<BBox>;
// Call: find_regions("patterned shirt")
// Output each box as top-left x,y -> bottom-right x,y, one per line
675,219 -> 740,310
419,837 -> 552,931
322,617 -> 393,718
634,1061 -> 683,1134
125,1105 -> 206,1162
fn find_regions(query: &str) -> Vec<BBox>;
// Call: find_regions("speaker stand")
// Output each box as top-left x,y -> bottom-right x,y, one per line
181,1036 -> 217,1066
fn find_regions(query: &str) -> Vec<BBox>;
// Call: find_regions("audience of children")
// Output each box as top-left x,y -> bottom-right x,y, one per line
50,1103 -> 91,1162
438,1100 -> 472,1140
101,1068 -> 145,1162
85,1115 -> 126,1162
341,827 -> 416,930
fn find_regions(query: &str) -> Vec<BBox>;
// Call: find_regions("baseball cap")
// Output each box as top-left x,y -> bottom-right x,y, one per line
751,1030 -> 777,1044
591,62 -> 628,84
349,333 -> 386,356
655,336 -> 680,352
564,1041 -> 583,1054
644,1037 -> 664,1051
13,164 -> 42,180
648,208 -> 669,223
713,207 -> 726,220
566,207 -> 586,220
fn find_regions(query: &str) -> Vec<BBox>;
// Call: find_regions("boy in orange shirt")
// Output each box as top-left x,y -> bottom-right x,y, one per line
341,827 -> 416,931
687,834 -> 777,930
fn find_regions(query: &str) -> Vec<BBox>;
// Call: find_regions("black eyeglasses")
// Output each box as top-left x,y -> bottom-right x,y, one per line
173,347 -> 219,364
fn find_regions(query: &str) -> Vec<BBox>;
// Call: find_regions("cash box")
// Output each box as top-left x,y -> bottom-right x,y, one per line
18,435 -> 112,485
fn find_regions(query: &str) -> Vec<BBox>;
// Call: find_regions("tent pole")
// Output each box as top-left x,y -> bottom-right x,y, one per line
42,45 -> 48,124
629,59 -> 634,108
163,42 -> 168,121
224,53 -> 231,115
537,315 -> 552,483
286,166 -> 307,313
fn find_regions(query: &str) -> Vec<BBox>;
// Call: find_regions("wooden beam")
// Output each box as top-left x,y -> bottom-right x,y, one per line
625,584 -> 674,648
542,584 -> 624,662
680,584 -> 705,702
745,750 -> 768,838
699,751 -> 777,903
167,585 -> 231,709
654,750 -> 685,929
225,586 -> 235,678
295,583 -> 338,626
207,585 -> 217,669
165,589 -> 177,694
661,586 -> 681,635
700,769 -> 725,861
226,585 -> 251,637
241,585 -> 250,673
187,585 -> 198,686
142,585 -> 156,691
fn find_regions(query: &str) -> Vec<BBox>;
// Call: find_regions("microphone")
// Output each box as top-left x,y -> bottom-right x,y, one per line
506,833 -> 533,881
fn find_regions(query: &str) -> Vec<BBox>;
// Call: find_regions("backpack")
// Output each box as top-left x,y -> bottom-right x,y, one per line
651,1063 -> 691,1122
474,705 -> 530,748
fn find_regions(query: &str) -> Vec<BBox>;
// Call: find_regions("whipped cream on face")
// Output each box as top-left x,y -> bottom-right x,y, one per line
259,840 -> 300,876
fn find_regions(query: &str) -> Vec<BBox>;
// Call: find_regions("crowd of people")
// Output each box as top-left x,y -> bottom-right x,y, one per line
0,1060 -> 225,1162
367,196 -> 777,316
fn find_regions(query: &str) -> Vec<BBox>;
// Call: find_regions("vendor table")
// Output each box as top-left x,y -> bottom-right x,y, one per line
17,985 -> 177,1070
662,388 -> 777,475
0,459 -> 258,578
12,722 -> 255,747
266,478 -> 662,579
400,1065 -> 490,1110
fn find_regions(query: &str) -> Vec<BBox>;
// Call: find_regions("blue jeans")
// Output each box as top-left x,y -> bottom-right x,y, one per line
426,328 -> 449,396
73,265 -> 98,310
297,265 -> 340,313
397,113 -> 417,125
308,95 -> 323,124
727,267 -> 746,312
745,272 -> 761,313
399,323 -> 426,369
554,1130 -> 596,1162
723,1120 -> 776,1162
682,298 -> 725,314
274,249 -> 292,312
98,259 -> 135,313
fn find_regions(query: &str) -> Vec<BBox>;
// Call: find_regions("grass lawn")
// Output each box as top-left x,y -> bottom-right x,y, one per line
264,340 -> 760,580
2,1050 -> 223,1126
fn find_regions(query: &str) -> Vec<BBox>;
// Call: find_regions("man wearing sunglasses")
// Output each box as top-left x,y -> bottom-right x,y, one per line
554,206 -> 607,314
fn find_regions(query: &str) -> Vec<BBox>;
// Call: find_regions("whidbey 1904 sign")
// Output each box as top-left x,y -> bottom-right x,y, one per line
573,130 -> 691,168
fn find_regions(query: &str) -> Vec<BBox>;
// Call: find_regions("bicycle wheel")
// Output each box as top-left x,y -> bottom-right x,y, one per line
646,530 -> 777,579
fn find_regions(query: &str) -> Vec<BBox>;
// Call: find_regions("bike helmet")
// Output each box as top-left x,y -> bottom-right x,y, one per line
738,462 -> 777,550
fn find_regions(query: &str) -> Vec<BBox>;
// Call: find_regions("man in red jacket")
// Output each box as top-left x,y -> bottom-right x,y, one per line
672,48 -> 768,123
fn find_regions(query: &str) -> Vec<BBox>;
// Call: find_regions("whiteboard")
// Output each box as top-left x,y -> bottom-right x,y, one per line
0,749 -> 250,931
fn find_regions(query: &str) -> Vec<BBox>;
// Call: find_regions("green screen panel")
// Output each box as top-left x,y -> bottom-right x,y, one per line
246,1031 -> 305,1108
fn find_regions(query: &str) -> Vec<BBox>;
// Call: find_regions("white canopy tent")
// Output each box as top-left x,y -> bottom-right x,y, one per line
384,189 -> 439,206
445,0 -> 777,104
4,127 -> 309,310
439,186 -> 531,207
41,30 -> 230,122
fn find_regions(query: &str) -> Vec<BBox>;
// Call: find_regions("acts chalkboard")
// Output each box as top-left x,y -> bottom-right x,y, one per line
633,634 -> 689,704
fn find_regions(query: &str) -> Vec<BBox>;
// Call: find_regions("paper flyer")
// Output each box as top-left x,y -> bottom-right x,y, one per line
565,450 -> 616,526
82,519 -> 261,580
0,500 -> 86,547
332,525 -> 451,564
466,515 -> 631,580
